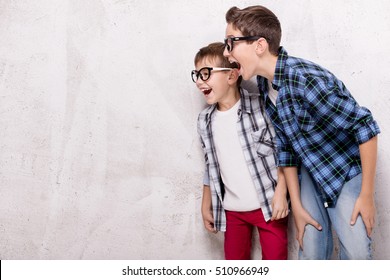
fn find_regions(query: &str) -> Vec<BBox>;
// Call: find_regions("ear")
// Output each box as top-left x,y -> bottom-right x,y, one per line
255,37 -> 268,55
227,68 -> 240,85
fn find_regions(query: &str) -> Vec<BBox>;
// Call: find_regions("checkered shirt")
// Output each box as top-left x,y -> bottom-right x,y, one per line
197,88 -> 278,232
257,47 -> 380,206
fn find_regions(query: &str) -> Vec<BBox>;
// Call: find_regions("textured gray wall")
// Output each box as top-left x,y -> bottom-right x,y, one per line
0,0 -> 389,259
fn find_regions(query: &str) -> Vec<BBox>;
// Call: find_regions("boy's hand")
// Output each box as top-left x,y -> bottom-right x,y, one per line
271,184 -> 289,220
292,206 -> 322,250
350,192 -> 376,237
202,209 -> 217,233
201,185 -> 217,233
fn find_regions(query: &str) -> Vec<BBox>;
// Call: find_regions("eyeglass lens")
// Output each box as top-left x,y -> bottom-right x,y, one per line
192,68 -> 211,82
224,38 -> 232,52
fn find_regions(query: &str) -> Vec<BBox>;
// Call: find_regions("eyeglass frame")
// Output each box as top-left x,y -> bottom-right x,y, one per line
224,35 -> 267,52
191,67 -> 234,83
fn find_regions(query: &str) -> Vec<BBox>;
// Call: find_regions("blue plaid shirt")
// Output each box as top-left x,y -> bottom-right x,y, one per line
257,47 -> 380,206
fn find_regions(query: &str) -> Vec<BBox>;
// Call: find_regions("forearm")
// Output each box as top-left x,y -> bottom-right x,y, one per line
359,136 -> 378,197
201,185 -> 212,213
282,166 -> 302,209
271,167 -> 289,220
201,185 -> 217,233
349,136 -> 378,235
276,167 -> 287,195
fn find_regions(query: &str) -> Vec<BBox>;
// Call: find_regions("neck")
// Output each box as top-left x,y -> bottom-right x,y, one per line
217,87 -> 240,111
257,54 -> 278,81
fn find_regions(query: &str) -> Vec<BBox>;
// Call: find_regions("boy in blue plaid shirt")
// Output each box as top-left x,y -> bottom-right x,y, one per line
223,5 -> 380,259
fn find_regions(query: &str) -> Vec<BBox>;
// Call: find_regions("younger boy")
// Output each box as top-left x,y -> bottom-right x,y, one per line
193,42 -> 289,260
223,5 -> 380,259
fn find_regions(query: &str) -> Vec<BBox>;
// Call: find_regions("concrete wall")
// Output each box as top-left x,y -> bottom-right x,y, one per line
0,0 -> 389,259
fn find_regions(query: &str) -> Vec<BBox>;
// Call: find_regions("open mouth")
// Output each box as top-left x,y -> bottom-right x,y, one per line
202,89 -> 212,96
231,61 -> 241,70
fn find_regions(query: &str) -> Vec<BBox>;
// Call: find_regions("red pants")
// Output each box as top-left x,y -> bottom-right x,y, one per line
224,209 -> 288,260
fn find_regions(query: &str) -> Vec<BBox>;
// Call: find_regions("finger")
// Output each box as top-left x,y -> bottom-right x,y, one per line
271,210 -> 279,221
204,220 -> 213,230
206,223 -> 216,233
277,212 -> 283,220
295,232 -> 300,248
308,217 -> 322,231
366,226 -> 372,237
297,231 -> 304,250
364,218 -> 374,237
350,207 -> 359,226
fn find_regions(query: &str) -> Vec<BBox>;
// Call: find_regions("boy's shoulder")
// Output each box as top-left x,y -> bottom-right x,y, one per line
277,47 -> 332,79
198,103 -> 217,118
197,104 -> 217,132
285,55 -> 324,73
282,53 -> 335,81
241,87 -> 260,99
240,87 -> 262,108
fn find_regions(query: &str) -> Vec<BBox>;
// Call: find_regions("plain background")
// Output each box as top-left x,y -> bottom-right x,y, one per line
0,0 -> 389,259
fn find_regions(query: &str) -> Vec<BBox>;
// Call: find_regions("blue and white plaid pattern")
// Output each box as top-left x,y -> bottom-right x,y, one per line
257,47 -> 380,206
197,88 -> 278,232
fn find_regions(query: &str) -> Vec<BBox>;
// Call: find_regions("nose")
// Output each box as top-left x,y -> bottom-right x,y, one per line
223,47 -> 230,58
195,77 -> 205,87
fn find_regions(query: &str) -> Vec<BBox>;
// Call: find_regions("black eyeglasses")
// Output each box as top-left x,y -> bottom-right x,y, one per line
191,67 -> 233,83
224,35 -> 266,52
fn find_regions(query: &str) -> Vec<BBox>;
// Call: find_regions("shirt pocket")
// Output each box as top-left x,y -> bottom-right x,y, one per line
251,128 -> 276,157
295,109 -> 316,133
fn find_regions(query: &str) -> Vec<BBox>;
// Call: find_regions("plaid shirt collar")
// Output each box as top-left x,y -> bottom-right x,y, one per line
272,47 -> 289,91
257,47 -> 289,94
203,88 -> 253,126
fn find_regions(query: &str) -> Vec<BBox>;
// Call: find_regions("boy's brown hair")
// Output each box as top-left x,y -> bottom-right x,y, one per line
194,42 -> 236,68
225,6 -> 281,55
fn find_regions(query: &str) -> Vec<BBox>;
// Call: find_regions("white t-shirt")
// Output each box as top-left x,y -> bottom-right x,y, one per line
213,99 -> 262,211
268,80 -> 278,105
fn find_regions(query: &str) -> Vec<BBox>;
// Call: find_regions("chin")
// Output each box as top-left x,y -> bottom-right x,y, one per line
239,69 -> 248,81
242,72 -> 255,81
241,73 -> 250,81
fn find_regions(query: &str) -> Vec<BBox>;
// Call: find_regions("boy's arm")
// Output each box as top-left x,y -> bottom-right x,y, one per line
201,185 -> 217,233
350,136 -> 378,236
300,75 -> 380,236
283,166 -> 322,250
271,167 -> 289,220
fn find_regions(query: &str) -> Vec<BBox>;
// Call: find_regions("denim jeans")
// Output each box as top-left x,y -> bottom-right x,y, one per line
298,167 -> 372,260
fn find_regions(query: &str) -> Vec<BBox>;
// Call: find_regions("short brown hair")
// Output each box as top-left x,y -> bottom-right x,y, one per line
194,42 -> 235,68
225,6 -> 281,55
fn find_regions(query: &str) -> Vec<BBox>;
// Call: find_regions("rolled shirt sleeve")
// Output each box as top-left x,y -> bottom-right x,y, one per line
302,75 -> 381,144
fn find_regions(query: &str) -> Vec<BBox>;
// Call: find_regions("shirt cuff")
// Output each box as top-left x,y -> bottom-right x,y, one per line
203,169 -> 210,186
354,120 -> 381,144
278,151 -> 299,166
